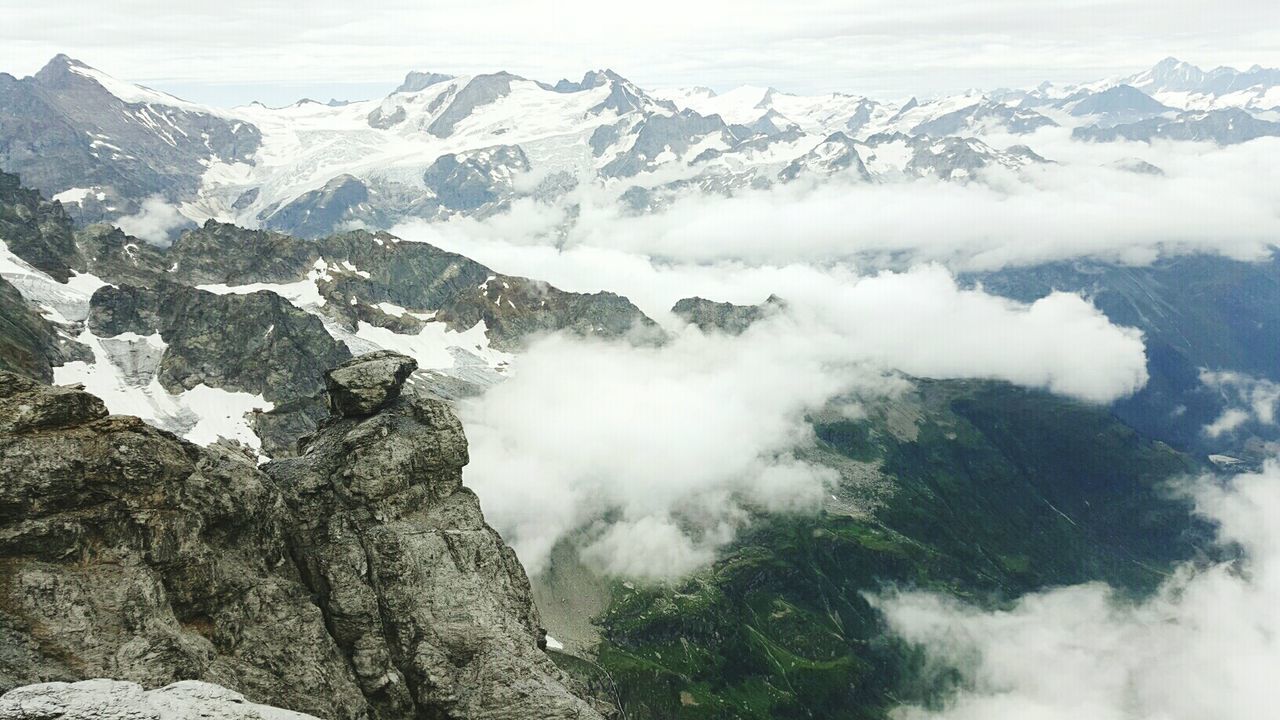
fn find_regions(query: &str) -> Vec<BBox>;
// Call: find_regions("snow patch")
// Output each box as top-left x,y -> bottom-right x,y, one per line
353,319 -> 511,370
54,329 -> 271,453
52,187 -> 92,204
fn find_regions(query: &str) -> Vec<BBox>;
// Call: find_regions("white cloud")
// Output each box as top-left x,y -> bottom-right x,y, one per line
875,459 -> 1280,720
1201,370 -> 1280,438
396,133 -> 1280,278
459,264 -> 1147,578
113,196 -> 190,246
4,1 -> 1279,104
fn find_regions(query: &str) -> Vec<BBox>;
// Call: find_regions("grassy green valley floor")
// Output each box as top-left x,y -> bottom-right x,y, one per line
554,381 -> 1211,719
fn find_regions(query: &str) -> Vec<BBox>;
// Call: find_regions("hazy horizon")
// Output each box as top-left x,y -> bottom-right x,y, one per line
5,0 -> 1279,106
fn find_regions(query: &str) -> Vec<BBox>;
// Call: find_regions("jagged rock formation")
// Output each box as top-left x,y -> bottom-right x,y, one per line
0,55 -> 260,226
0,171 -> 81,281
671,295 -> 785,334
168,221 -> 654,352
0,680 -> 321,720
86,281 -> 354,457
323,350 -> 416,416
0,371 -> 362,717
270,352 -> 605,718
1073,107 -> 1280,144
0,353 -> 607,719
0,276 -> 70,381
0,172 -> 654,459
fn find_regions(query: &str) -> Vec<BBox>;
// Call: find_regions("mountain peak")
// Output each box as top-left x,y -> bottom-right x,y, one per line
33,53 -> 90,82
395,70 -> 454,94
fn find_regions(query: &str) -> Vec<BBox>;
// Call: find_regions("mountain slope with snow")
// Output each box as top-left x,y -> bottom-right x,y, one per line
3,55 -> 1279,242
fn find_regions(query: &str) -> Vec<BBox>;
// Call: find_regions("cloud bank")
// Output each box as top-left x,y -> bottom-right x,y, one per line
459,265 -> 1147,578
389,128 -> 1275,582
875,459 -> 1280,720
398,133 -> 1280,275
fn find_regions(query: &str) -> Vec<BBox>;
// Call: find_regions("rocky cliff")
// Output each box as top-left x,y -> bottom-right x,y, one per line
0,352 -> 607,719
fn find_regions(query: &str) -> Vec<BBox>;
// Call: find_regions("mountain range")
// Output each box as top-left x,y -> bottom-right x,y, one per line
3,55 -> 1279,240
1,54 -> 1279,719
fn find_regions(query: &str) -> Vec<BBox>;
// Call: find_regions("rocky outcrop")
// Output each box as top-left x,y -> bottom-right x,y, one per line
168,222 -> 654,352
1072,107 -> 1280,145
0,371 -> 365,718
74,223 -> 169,286
270,352 -> 605,718
86,281 -> 353,457
0,680 -> 321,720
323,350 -> 416,417
0,170 -> 81,282
671,295 -> 785,334
0,276 -> 71,382
262,175 -> 372,240
0,353 -> 607,719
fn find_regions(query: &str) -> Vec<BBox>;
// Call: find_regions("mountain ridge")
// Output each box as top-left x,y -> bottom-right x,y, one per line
5,55 -> 1278,242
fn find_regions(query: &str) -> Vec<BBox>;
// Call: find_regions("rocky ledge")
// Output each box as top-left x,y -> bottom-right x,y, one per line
0,352 -> 607,719
0,679 -> 320,720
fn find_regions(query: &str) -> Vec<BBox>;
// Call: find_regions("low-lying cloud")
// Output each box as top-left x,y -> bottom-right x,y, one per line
398,132 -> 1280,274
458,265 -> 1148,578
114,196 -> 190,246
875,459 -> 1280,720
388,132 -> 1280,581
1201,369 -> 1280,438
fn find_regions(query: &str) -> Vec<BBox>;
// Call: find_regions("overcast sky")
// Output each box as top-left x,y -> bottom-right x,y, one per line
3,0 -> 1279,106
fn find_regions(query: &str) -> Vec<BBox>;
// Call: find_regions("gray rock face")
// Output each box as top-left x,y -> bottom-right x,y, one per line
168,222 -> 318,286
0,367 -> 608,719
844,98 -> 878,134
396,70 -> 455,94
86,281 -> 353,458
778,132 -> 871,182
1073,107 -> 1280,145
0,170 -> 81,282
600,110 -> 734,178
1063,84 -> 1172,124
167,222 -> 654,353
428,73 -> 520,138
75,222 -> 169,286
0,371 -> 107,433
0,372 -> 368,718
902,136 -> 1044,180
260,145 -> 532,237
268,366 -> 607,720
0,56 -> 261,227
1110,157 -> 1165,175
367,104 -> 407,129
0,679 -> 321,720
583,70 -> 673,116
671,295 -> 785,334
0,276 -> 72,383
263,175 -> 371,240
422,145 -> 530,212
911,101 -> 1056,137
324,351 -> 417,417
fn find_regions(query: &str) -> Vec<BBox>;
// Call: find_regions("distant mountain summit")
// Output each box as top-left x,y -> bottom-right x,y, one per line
2,54 -> 1278,241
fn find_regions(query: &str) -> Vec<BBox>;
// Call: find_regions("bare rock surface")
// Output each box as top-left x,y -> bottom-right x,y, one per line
0,353 -> 606,719
0,679 -> 320,720
323,350 -> 416,417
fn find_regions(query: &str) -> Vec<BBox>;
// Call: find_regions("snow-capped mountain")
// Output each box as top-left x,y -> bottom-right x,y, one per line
3,55 -> 1280,242
1126,56 -> 1280,110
